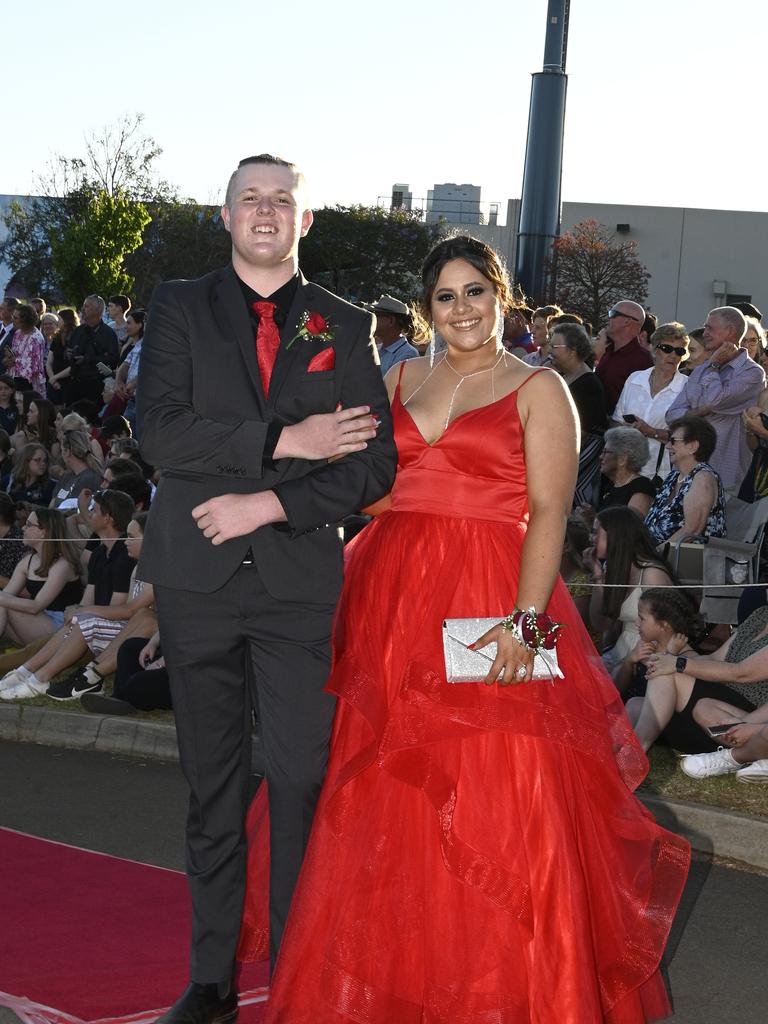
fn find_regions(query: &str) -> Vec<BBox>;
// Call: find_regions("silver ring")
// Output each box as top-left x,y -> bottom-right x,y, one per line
516,665 -> 527,679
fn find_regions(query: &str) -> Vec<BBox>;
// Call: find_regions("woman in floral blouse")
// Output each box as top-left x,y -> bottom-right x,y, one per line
644,414 -> 726,546
9,304 -> 46,393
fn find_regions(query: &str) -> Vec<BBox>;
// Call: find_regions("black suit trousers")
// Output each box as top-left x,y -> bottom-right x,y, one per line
154,565 -> 337,982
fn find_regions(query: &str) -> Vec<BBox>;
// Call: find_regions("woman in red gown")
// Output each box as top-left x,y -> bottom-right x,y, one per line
240,236 -> 690,1023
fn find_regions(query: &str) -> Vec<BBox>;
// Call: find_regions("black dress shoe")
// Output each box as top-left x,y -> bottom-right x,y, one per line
156,983 -> 238,1024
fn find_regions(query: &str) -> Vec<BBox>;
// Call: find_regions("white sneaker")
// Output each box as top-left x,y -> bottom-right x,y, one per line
0,674 -> 47,700
736,759 -> 768,784
680,747 -> 744,779
0,666 -> 32,694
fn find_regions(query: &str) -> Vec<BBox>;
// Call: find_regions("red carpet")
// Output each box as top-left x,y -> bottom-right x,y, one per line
0,828 -> 268,1024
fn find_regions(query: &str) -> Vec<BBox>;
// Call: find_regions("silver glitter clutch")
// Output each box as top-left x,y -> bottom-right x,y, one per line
442,618 -> 563,683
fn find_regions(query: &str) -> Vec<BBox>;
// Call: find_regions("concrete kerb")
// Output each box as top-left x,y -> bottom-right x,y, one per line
2,703 -> 767,871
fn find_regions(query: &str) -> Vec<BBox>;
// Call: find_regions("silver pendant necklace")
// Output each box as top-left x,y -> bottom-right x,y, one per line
442,350 -> 505,430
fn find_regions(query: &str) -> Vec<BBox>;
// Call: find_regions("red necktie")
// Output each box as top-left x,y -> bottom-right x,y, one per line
252,300 -> 280,396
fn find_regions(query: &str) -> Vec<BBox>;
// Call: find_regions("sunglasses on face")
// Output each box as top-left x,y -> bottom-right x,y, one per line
655,343 -> 688,357
608,308 -> 642,324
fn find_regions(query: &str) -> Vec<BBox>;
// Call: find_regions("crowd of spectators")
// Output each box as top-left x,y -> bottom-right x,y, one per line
0,281 -> 767,783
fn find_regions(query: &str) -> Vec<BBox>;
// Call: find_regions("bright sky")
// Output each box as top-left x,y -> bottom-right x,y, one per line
5,0 -> 766,219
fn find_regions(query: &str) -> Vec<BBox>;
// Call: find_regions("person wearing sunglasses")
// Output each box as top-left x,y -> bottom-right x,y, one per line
594,299 -> 652,415
666,305 -> 766,492
644,414 -> 726,547
612,322 -> 690,482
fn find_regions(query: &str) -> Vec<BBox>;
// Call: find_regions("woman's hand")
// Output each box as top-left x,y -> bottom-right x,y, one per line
630,639 -> 657,664
582,545 -> 603,580
666,632 -> 690,655
631,416 -> 653,436
646,652 -> 677,677
725,722 -> 763,747
471,622 -> 534,685
140,634 -> 160,667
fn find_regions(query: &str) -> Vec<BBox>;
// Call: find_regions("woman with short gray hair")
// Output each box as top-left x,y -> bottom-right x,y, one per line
598,426 -> 657,518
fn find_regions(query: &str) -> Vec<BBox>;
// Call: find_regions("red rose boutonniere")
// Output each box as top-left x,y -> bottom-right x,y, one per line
287,310 -> 336,349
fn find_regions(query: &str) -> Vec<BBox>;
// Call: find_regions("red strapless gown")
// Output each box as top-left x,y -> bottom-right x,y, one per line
238,372 -> 690,1023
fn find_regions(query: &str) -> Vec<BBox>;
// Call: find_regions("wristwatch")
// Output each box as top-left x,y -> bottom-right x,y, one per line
675,656 -> 688,673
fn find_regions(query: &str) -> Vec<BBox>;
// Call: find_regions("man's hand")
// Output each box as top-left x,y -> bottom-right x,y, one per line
192,491 -> 287,545
274,406 -> 379,461
709,342 -> 741,366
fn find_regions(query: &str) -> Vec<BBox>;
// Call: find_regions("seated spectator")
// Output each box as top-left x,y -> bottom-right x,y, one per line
631,605 -> 768,754
0,490 -> 135,699
612,322 -> 690,481
9,443 -> 59,509
645,415 -> 726,546
0,509 -> 83,657
615,587 -> 705,698
54,411 -> 104,466
549,321 -> 607,506
108,437 -> 154,482
46,308 -> 78,405
100,414 -> 132,450
81,630 -> 171,716
45,510 -> 155,700
8,304 -> 46,393
596,427 -> 656,517
680,699 -> 768,781
0,374 -> 17,434
585,506 -> 675,679
100,377 -> 127,420
0,429 -> 13,489
11,396 -> 58,453
52,429 -> 103,510
14,389 -> 43,443
0,494 -> 26,587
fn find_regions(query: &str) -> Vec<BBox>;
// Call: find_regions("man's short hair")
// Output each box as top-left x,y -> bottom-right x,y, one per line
2,297 -> 19,313
224,154 -> 304,207
709,305 -> 747,342
83,294 -> 106,316
107,474 -> 151,511
101,415 -> 132,440
95,488 -> 135,532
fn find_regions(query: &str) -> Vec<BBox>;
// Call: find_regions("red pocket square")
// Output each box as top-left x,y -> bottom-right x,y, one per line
307,347 -> 335,372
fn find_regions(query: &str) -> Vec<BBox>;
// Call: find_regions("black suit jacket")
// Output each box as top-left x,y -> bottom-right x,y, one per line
136,264 -> 397,601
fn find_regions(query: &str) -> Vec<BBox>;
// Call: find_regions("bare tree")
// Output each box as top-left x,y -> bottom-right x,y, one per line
548,220 -> 651,328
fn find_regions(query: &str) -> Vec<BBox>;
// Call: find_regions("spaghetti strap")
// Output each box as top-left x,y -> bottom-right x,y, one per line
515,366 -> 551,394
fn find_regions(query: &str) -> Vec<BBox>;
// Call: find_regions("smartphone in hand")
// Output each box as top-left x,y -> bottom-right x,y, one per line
623,414 -> 637,423
707,723 -> 743,738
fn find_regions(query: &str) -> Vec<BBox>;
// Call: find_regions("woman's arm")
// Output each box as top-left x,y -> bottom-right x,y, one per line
665,472 -> 717,544
648,641 -> 768,684
518,372 -> 579,607
628,492 -> 653,518
0,559 -> 74,615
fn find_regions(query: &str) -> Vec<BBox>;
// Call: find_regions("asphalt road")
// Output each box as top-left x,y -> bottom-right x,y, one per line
1,741 -> 765,1022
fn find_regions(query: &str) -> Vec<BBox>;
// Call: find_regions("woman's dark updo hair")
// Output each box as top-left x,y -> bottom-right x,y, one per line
421,235 -> 512,315
639,587 -> 706,646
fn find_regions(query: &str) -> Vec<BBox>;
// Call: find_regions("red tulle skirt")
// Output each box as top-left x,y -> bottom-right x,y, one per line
238,511 -> 690,1023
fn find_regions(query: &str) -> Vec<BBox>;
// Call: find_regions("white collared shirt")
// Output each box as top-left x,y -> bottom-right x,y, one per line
613,367 -> 688,479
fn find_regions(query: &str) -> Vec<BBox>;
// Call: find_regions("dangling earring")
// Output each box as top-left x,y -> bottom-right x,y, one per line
496,306 -> 505,349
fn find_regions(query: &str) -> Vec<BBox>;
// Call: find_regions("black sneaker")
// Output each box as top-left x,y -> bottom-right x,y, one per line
47,670 -> 103,702
81,693 -> 135,716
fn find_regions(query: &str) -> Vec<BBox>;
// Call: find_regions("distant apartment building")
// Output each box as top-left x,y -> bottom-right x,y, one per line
426,183 -> 482,225
390,183 -> 413,211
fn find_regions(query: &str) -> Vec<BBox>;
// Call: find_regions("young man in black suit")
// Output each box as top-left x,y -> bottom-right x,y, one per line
137,154 -> 396,1023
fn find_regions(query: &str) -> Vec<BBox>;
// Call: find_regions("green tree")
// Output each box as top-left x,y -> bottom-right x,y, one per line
125,200 -> 230,305
549,220 -> 651,328
48,186 -> 151,302
299,205 -> 444,301
0,114 -> 166,298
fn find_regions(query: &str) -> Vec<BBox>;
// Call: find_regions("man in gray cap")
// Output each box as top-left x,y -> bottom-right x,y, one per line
370,294 -> 420,375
